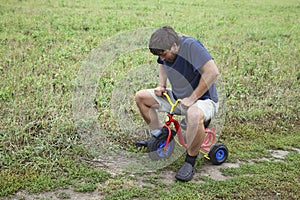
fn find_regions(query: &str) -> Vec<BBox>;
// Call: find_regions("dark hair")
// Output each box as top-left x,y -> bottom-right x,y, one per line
149,26 -> 180,55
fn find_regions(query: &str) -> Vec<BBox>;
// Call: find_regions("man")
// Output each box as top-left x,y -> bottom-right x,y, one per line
135,26 -> 219,181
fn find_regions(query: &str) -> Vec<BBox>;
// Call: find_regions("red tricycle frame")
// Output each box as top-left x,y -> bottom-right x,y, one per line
162,92 -> 217,159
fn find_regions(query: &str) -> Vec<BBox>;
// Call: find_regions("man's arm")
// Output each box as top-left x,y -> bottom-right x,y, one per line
158,64 -> 167,87
154,64 -> 167,96
181,59 -> 219,108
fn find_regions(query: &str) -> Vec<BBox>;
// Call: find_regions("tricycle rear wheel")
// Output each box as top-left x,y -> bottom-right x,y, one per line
208,143 -> 228,165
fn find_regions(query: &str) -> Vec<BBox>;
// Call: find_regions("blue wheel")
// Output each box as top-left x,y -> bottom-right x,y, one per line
148,128 -> 176,161
208,143 -> 228,165
156,140 -> 172,157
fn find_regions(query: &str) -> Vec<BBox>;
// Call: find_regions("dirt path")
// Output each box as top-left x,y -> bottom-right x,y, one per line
5,148 -> 299,200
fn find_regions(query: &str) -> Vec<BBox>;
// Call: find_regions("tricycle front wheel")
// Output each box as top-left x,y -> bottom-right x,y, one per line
148,131 -> 175,161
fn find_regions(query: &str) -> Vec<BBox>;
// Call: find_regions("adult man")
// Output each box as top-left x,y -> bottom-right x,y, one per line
135,26 -> 219,181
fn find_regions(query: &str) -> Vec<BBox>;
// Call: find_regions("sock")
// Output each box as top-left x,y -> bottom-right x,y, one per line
185,153 -> 198,167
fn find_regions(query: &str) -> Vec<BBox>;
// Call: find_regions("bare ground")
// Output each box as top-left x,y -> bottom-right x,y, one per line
4,148 -> 300,200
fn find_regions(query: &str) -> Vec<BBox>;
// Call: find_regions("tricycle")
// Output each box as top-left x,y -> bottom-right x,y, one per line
135,92 -> 228,165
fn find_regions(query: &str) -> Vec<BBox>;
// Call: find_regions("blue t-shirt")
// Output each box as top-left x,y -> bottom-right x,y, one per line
157,36 -> 218,103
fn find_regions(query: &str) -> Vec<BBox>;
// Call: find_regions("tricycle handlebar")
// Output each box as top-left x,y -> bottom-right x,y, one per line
163,92 -> 181,113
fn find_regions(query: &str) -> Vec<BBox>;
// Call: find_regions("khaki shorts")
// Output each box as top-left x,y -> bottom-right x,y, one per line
148,89 -> 219,121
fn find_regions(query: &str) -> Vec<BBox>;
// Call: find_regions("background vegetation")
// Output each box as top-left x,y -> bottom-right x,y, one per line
1,0 -> 299,199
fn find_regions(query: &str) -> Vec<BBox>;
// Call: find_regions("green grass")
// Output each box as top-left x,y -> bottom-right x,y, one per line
1,0 -> 299,199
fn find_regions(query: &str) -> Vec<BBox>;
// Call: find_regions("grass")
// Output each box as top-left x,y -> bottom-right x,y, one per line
0,0 -> 299,199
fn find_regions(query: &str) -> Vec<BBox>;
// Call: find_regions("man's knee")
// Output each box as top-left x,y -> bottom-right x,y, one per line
135,90 -> 157,107
187,106 -> 205,125
135,90 -> 144,103
135,90 -> 150,102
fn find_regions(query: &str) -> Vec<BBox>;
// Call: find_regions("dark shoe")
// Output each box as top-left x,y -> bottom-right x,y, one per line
134,138 -> 151,147
175,162 -> 195,181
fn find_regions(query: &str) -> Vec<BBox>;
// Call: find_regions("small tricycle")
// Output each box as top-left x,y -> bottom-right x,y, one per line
135,92 -> 228,165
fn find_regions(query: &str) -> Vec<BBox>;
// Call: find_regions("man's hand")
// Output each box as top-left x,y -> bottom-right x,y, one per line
181,96 -> 197,109
154,85 -> 166,96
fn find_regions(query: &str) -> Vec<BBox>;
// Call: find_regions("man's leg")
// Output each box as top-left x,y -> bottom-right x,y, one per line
175,105 -> 205,181
135,89 -> 160,130
186,105 -> 206,156
176,99 -> 218,181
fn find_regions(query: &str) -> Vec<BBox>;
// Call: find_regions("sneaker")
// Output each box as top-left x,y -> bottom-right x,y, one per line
134,138 -> 151,147
134,130 -> 152,147
175,162 -> 195,181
